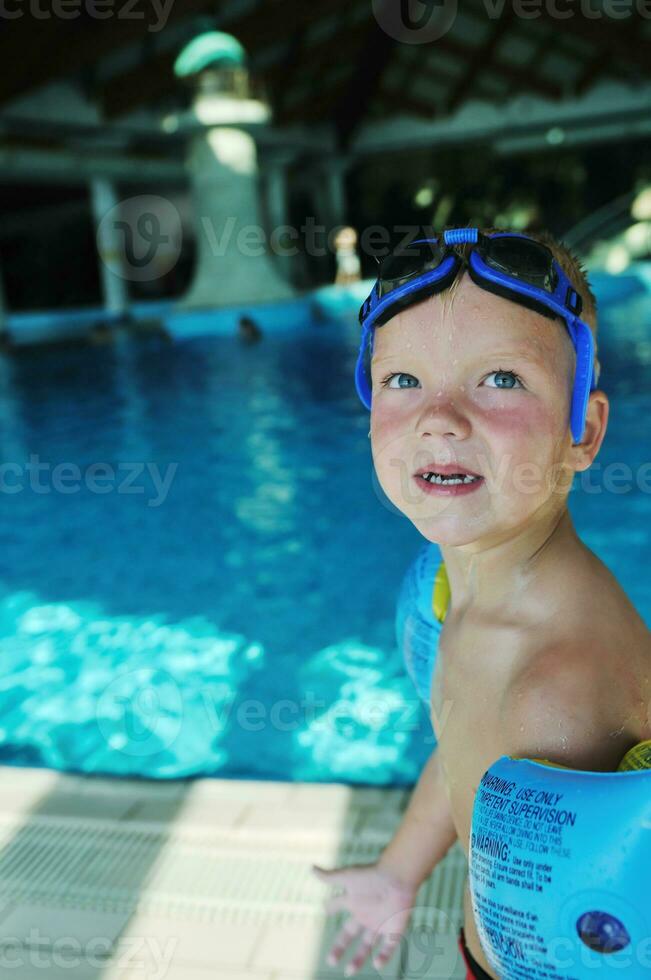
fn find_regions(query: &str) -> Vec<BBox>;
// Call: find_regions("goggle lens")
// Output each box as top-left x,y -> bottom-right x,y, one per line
377,239 -> 448,297
482,236 -> 556,292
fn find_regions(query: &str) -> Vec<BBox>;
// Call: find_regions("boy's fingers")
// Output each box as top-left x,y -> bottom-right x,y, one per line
326,918 -> 361,966
373,935 -> 399,968
344,928 -> 376,977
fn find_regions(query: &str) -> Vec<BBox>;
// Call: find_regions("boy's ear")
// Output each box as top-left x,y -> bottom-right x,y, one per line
571,390 -> 609,470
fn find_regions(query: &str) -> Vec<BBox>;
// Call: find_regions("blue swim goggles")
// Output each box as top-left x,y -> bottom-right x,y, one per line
355,227 -> 596,444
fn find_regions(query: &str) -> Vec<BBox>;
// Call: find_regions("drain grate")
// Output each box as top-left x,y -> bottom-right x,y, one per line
0,780 -> 468,978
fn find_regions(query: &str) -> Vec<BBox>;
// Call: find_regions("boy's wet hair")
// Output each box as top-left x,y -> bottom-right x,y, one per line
441,225 -> 601,387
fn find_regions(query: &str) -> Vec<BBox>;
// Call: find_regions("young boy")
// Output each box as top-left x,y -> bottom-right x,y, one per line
313,226 -> 651,979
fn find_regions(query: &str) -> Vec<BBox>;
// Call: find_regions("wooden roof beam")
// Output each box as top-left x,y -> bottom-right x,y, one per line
0,2 -> 216,107
280,81 -> 348,126
100,8 -> 364,121
262,21 -> 368,88
444,7 -> 516,114
332,0 -> 398,149
270,26 -> 307,117
97,51 -> 179,119
379,90 -> 444,119
531,9 -> 650,78
574,48 -> 609,96
427,35 -> 564,101
273,27 -> 372,125
226,0 -> 349,52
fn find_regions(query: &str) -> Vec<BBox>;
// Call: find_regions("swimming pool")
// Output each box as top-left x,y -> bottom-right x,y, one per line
0,283 -> 649,785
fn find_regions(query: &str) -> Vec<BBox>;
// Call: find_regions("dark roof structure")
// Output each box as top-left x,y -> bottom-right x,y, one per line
1,0 -> 650,160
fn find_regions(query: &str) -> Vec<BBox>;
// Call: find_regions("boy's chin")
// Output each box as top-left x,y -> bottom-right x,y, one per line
409,511 -> 486,547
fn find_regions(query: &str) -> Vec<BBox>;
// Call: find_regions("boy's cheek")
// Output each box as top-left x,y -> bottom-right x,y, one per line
370,403 -> 408,448
480,402 -> 561,456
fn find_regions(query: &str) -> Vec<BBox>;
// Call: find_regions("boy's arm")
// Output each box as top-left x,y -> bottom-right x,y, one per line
378,747 -> 458,888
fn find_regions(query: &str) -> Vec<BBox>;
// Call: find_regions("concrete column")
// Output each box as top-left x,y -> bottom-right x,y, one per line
306,157 -> 352,282
0,266 -> 7,339
263,150 -> 301,287
180,121 -> 294,309
90,178 -> 129,317
314,157 -> 350,230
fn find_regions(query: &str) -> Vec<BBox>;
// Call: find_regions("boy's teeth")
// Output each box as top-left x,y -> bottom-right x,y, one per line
423,472 -> 480,485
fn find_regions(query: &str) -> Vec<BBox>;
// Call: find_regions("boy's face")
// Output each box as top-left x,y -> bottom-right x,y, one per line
369,273 -> 578,546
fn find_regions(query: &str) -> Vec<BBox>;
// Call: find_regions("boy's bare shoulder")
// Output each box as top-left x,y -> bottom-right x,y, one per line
501,558 -> 651,770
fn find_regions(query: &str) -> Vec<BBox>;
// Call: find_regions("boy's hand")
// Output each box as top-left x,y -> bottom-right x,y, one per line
312,862 -> 417,976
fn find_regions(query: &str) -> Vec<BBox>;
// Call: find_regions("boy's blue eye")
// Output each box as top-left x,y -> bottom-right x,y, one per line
483,369 -> 523,390
381,372 -> 420,389
380,369 -> 523,391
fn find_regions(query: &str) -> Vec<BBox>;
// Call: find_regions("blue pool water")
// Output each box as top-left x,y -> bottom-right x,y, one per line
0,283 -> 650,786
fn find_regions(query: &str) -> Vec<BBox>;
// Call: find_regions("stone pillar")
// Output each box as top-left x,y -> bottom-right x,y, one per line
90,178 -> 129,317
0,266 -> 7,340
179,123 -> 294,309
172,32 -> 296,308
314,157 -> 350,230
263,150 -> 302,288
308,157 -> 351,282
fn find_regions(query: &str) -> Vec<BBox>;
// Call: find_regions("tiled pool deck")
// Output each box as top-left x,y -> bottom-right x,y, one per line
0,765 -> 468,979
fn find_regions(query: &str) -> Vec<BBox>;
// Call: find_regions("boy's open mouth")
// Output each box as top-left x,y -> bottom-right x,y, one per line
414,463 -> 483,486
419,473 -> 481,485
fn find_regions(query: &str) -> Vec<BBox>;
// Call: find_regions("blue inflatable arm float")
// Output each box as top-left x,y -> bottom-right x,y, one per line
395,542 -> 449,707
470,753 -> 651,978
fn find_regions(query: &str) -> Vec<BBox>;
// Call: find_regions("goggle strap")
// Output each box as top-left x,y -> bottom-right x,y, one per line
570,321 -> 595,444
444,227 -> 479,245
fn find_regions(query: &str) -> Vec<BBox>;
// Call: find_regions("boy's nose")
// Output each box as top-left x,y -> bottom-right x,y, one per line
415,393 -> 471,440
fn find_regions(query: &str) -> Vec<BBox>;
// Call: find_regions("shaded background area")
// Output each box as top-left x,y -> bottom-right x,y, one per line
0,0 -> 650,306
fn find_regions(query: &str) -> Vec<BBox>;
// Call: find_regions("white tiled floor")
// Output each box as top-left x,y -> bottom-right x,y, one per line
0,765 -> 467,979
